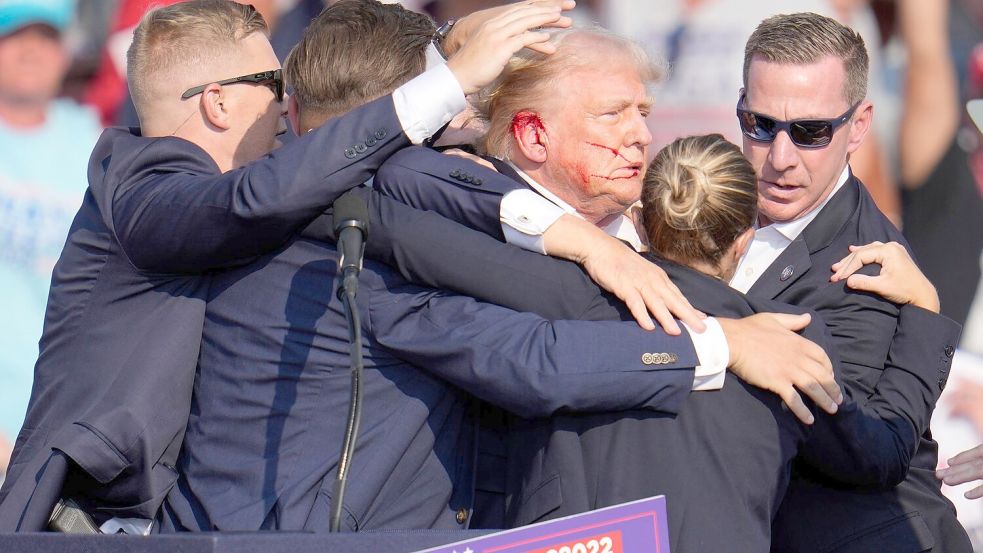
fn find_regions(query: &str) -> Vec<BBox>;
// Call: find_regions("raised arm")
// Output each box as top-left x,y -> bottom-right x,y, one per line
108,95 -> 412,273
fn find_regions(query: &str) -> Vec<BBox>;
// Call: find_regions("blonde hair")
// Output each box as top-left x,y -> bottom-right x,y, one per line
127,0 -> 268,120
743,12 -> 868,105
284,0 -> 434,126
472,27 -> 663,159
642,134 -> 757,268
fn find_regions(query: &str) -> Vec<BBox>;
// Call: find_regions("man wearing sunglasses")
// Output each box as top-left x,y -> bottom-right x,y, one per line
728,12 -> 973,553
0,0 -> 577,534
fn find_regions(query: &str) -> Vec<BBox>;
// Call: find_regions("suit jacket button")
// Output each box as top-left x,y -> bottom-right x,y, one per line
365,136 -> 378,147
474,178 -> 483,185
344,148 -> 357,159
642,353 -> 654,365
374,128 -> 387,139
455,508 -> 467,524
944,345 -> 955,358
355,143 -> 368,154
450,169 -> 461,178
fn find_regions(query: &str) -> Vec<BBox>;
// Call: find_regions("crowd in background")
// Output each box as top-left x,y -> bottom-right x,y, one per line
1,0 -> 982,545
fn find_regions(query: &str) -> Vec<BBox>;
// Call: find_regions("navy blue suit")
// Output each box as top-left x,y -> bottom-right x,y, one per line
755,176 -> 972,553
0,95 -> 420,531
367,147 -> 960,551
159,222 -> 704,532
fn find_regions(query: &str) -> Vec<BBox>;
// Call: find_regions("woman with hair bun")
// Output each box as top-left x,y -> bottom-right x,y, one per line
642,133 -> 758,282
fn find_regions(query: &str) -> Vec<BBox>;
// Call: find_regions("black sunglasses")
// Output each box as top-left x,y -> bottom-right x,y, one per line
181,69 -> 284,102
736,92 -> 859,148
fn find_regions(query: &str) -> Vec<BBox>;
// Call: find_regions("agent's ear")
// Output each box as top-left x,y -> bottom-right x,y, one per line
733,227 -> 755,261
287,95 -> 302,136
845,100 -> 873,155
511,111 -> 549,164
200,83 -> 231,131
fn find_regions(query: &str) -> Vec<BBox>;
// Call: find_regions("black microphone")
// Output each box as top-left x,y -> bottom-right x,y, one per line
333,193 -> 369,295
329,192 -> 369,533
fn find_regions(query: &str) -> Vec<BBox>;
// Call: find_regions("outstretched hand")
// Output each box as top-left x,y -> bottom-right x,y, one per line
542,215 -> 705,334
445,1 -> 575,95
830,241 -> 940,312
720,313 -> 842,425
937,444 -> 983,500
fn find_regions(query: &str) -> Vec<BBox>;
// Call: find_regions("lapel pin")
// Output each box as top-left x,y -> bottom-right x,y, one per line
780,265 -> 794,281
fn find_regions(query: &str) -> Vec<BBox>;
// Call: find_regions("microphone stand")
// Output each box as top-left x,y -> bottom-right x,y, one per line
329,197 -> 368,533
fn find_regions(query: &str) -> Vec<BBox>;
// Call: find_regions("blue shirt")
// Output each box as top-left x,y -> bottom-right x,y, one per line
0,99 -> 101,438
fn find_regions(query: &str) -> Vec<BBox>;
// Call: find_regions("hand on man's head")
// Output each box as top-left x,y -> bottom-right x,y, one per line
445,1 -> 575,95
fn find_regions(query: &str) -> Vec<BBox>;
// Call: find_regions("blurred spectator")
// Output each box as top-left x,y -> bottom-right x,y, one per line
0,0 -> 101,466
82,0 -> 182,126
896,0 -> 983,331
598,0 -> 900,223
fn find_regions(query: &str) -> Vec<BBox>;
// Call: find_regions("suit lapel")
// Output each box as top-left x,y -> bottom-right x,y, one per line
747,237 -> 813,299
747,173 -> 862,300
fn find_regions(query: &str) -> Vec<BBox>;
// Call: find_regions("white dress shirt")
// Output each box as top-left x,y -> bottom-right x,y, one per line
391,62 -> 466,145
498,163 -> 728,391
730,166 -> 851,293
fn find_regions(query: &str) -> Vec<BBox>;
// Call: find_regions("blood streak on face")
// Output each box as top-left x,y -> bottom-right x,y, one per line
584,142 -> 639,181
586,142 -> 631,163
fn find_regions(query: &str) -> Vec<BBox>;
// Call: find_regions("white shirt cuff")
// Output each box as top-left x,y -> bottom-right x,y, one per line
684,317 -> 728,391
499,189 -> 566,254
425,41 -> 446,70
392,63 -> 466,145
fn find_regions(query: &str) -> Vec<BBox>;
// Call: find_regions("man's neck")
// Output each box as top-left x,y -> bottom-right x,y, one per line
517,163 -> 621,225
0,99 -> 47,129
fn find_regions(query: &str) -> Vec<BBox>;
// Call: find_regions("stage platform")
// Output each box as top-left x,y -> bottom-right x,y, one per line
0,530 -> 494,553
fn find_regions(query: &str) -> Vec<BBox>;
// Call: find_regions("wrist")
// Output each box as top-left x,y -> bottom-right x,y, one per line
434,19 -> 458,59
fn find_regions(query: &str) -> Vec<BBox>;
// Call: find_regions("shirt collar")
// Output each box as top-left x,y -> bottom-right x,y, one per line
765,165 -> 850,242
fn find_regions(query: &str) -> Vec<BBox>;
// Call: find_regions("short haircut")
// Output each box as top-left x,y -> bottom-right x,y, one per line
743,12 -> 869,105
642,134 -> 758,268
127,0 -> 267,120
284,0 -> 434,125
472,27 -> 663,159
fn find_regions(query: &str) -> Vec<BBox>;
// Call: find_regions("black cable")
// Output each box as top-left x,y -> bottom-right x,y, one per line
329,277 -> 364,532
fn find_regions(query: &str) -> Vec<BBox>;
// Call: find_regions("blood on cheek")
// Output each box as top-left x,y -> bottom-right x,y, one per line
583,142 -> 637,181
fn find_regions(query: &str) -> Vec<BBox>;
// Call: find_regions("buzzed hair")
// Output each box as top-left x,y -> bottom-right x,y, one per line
472,26 -> 663,160
284,0 -> 434,128
127,0 -> 268,121
743,12 -> 869,105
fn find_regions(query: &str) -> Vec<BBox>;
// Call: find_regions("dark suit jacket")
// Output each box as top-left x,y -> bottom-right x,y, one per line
158,229 -> 703,532
0,95 -> 416,531
366,148 -> 960,552
751,175 -> 972,553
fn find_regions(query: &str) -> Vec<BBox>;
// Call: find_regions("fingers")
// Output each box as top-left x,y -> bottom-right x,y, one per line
830,241 -> 884,281
948,444 -> 983,466
938,460 -> 983,487
780,388 -> 815,425
768,312 -> 812,332
624,295 -> 657,332
659,277 -> 706,331
794,370 -> 840,414
967,484 -> 983,500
